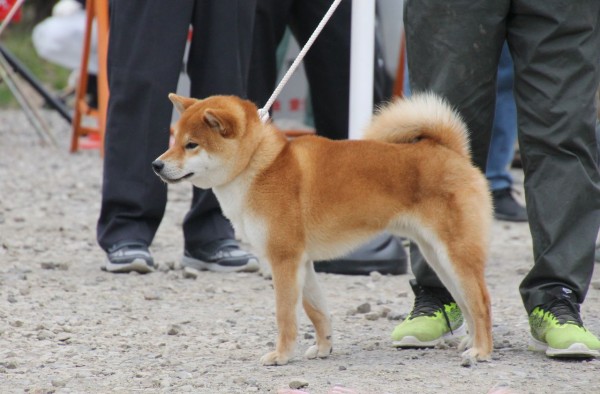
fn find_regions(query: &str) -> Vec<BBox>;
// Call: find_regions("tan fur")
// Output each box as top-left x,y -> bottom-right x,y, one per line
154,93 -> 493,366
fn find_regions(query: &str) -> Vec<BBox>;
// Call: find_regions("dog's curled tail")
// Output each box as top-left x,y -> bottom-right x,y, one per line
363,92 -> 471,159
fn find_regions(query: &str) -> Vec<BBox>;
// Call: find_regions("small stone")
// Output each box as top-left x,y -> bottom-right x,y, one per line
167,325 -> 181,336
379,307 -> 391,318
397,291 -> 409,298
57,333 -> 71,342
364,312 -> 380,321
591,281 -> 600,290
9,320 -> 24,327
7,294 -> 17,303
338,365 -> 347,371
144,292 -> 162,301
356,303 -> 371,314
289,379 -> 309,389
182,267 -> 199,279
3,360 -> 17,369
37,330 -> 56,340
51,379 -> 67,388
369,271 -> 382,281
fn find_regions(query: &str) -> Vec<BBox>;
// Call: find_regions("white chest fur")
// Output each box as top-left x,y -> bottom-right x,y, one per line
213,177 -> 268,256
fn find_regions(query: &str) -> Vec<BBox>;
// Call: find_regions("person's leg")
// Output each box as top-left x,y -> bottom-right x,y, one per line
178,0 -> 259,272
97,0 -> 192,250
486,43 -> 527,222
508,0 -> 600,357
508,0 -> 600,312
247,0 -> 294,109
289,0 -> 352,140
184,0 -> 257,247
404,0 -> 507,287
486,44 -> 516,192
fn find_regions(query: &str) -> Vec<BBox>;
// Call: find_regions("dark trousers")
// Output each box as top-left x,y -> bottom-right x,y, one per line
249,0 -> 392,139
405,0 -> 600,312
97,0 -> 256,251
248,0 -> 352,139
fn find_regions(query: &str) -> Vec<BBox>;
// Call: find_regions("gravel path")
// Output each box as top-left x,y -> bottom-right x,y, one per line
1,110 -> 599,394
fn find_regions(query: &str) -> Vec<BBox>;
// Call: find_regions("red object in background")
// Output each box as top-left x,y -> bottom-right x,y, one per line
0,0 -> 22,22
289,98 -> 302,112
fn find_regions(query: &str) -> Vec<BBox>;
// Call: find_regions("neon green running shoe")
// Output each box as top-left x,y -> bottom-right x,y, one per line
528,290 -> 600,358
391,280 -> 466,348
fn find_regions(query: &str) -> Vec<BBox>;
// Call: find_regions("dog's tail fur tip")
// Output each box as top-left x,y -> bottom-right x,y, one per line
363,92 -> 471,159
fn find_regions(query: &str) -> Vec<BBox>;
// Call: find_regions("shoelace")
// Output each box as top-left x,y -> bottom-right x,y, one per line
410,285 -> 455,334
544,297 -> 584,327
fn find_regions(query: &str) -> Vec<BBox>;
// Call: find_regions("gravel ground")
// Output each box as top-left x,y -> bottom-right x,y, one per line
1,110 -> 600,394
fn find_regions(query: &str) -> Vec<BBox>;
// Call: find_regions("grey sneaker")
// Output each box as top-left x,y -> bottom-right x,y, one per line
182,239 -> 259,273
104,241 -> 154,273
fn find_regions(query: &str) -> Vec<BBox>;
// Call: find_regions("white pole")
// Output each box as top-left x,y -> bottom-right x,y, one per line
349,0 -> 375,140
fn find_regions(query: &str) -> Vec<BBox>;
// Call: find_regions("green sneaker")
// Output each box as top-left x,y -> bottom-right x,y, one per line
391,280 -> 466,347
528,289 -> 600,358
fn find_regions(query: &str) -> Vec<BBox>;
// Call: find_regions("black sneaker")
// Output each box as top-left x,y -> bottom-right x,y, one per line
492,187 -> 528,222
182,239 -> 260,273
104,241 -> 155,273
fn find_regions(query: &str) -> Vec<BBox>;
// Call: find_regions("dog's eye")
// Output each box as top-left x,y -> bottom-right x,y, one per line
185,142 -> 198,150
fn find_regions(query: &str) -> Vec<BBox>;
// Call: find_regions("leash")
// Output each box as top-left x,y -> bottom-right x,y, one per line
257,0 -> 344,124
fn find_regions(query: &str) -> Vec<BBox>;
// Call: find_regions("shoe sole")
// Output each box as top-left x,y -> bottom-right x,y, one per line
528,336 -> 599,358
182,255 -> 260,273
392,322 -> 467,348
104,258 -> 154,274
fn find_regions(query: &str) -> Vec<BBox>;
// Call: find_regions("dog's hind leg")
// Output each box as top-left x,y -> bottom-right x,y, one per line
260,253 -> 305,366
302,261 -> 333,360
415,236 -> 493,365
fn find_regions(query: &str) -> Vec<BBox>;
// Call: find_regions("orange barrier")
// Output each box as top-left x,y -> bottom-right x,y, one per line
70,0 -> 109,155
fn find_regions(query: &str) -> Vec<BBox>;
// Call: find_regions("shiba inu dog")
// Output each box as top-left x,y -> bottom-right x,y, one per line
153,93 -> 493,366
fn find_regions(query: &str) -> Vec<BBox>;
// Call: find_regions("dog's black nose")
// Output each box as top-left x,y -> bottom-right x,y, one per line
152,160 -> 164,172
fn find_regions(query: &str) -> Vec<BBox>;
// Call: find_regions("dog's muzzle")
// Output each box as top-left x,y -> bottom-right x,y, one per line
152,159 -> 194,183
152,159 -> 165,174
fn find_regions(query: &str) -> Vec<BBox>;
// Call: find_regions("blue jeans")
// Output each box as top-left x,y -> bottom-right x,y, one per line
485,44 -> 517,192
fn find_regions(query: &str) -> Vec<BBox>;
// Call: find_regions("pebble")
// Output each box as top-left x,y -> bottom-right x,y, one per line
167,325 -> 182,336
182,267 -> 200,279
144,291 -> 162,301
356,303 -> 371,314
289,379 -> 309,389
369,271 -> 382,281
364,312 -> 380,321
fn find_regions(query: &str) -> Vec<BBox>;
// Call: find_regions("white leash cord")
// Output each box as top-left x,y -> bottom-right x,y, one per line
257,0 -> 344,124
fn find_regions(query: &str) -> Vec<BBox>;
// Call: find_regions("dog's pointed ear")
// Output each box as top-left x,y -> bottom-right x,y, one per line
169,93 -> 196,114
203,109 -> 232,137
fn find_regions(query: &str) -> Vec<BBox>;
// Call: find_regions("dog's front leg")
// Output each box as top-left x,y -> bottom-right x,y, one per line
303,261 -> 333,359
260,256 -> 304,366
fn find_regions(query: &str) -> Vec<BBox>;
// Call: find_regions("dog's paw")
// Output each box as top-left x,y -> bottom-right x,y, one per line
260,351 -> 289,366
460,347 -> 491,367
304,344 -> 332,359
